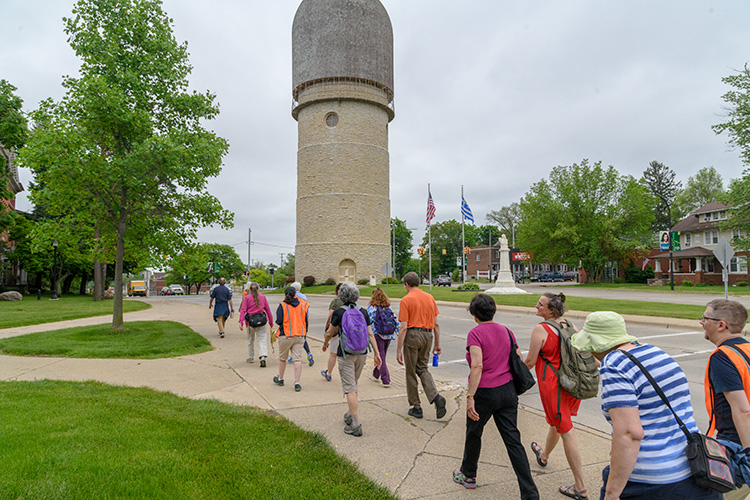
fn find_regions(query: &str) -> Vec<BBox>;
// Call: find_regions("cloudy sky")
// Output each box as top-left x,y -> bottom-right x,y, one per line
3,0 -> 749,267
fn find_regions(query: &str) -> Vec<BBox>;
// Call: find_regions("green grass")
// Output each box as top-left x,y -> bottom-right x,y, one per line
573,282 -> 750,295
0,294 -> 151,329
0,321 -> 213,358
0,380 -> 396,500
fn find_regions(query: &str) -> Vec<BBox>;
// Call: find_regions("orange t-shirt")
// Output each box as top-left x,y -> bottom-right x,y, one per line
398,288 -> 439,329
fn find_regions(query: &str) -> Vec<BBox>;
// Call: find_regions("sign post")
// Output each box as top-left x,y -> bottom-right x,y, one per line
381,262 -> 393,296
713,237 -> 735,299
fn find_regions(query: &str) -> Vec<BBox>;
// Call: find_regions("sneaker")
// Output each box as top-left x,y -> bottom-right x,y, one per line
294,383 -> 302,392
408,407 -> 423,419
344,424 -> 363,437
260,358 -> 266,368
273,376 -> 284,387
246,358 -> 254,364
382,382 -> 390,387
321,369 -> 332,382
219,332 -> 225,338
344,412 -> 353,426
307,353 -> 314,366
433,394 -> 447,419
452,470 -> 476,489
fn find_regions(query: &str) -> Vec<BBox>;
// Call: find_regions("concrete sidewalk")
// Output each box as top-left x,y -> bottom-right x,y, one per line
0,298 -> 613,499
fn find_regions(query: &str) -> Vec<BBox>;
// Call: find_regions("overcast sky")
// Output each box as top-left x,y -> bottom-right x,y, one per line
3,0 -> 749,267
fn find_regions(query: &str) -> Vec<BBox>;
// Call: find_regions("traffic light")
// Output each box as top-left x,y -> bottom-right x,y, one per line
442,249 -> 446,255
464,246 -> 471,255
418,247 -> 425,255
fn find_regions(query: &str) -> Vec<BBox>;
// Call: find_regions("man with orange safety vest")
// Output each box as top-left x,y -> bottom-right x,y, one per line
703,299 -> 750,500
273,286 -> 310,393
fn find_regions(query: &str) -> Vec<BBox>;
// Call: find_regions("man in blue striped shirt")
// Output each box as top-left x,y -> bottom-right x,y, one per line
572,311 -> 721,500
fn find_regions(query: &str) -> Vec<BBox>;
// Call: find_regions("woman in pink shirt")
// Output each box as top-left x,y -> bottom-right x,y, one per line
452,293 -> 539,499
239,282 -> 273,367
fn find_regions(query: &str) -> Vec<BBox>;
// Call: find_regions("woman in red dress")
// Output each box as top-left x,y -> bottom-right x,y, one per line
523,292 -> 588,500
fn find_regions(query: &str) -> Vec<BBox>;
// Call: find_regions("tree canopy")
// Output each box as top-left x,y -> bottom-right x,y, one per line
714,64 -> 750,166
420,220 -> 501,276
673,166 -> 725,215
486,202 -> 520,245
642,160 -> 681,231
518,159 -> 653,283
391,217 -> 413,279
19,0 -> 232,327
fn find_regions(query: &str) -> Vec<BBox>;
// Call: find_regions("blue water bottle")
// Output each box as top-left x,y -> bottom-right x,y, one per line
432,353 -> 439,367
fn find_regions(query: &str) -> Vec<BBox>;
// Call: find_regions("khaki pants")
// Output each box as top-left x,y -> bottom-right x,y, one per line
403,328 -> 438,408
725,484 -> 750,500
246,324 -> 269,361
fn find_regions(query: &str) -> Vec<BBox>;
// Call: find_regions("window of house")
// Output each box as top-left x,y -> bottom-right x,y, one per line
684,233 -> 692,248
720,211 -> 727,219
730,257 -> 748,273
476,255 -> 480,262
494,251 -> 499,259
695,234 -> 701,244
733,230 -> 742,240
704,214 -> 711,222
704,258 -> 715,273
705,230 -> 719,244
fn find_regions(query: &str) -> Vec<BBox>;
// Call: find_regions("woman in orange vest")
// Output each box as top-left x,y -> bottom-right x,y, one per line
272,286 -> 309,392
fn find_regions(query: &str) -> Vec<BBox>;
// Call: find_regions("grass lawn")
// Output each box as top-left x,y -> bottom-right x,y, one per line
573,282 -> 750,295
0,380 -> 396,500
0,321 -> 212,358
0,294 -> 151,329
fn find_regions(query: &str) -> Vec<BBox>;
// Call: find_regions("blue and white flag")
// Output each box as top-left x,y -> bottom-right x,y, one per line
461,196 -> 474,224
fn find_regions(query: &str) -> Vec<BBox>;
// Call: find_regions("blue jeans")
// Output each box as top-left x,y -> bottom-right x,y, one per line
599,465 -> 722,499
461,381 -> 539,500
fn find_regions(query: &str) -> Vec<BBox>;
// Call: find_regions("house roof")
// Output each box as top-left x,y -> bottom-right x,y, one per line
651,246 -> 715,259
672,201 -> 730,232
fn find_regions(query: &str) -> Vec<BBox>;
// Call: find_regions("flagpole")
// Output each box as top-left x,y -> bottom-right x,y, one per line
428,183 -> 432,291
461,185 -> 466,284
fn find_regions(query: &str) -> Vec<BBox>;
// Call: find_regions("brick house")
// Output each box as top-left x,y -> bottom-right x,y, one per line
0,144 -> 25,288
651,202 -> 748,285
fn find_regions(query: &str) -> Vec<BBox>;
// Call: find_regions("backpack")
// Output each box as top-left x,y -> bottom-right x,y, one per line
339,305 -> 369,357
540,319 -> 600,401
373,306 -> 397,335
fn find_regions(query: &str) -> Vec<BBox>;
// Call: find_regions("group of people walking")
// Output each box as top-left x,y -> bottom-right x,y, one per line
210,274 -> 750,500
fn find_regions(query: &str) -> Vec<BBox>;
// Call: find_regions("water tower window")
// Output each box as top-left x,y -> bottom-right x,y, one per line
325,113 -> 339,127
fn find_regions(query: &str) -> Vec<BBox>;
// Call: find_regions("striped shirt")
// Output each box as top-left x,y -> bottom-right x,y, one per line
600,344 -> 697,484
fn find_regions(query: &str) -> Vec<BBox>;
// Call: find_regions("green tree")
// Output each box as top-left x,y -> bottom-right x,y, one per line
642,161 -> 681,231
391,218 -> 413,279
486,202 -> 520,245
518,159 -> 653,283
674,166 -> 725,215
419,221 -> 501,276
714,64 -> 750,165
722,171 -> 750,251
19,0 -> 232,328
0,80 -> 28,235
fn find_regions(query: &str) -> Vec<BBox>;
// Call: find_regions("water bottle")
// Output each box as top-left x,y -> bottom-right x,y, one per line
432,353 -> 439,367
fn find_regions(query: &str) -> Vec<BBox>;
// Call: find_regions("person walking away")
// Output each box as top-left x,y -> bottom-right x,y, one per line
323,282 -> 381,436
453,293 -> 539,498
702,299 -> 750,500
396,271 -> 446,419
291,281 -> 314,366
208,277 -> 234,338
238,281 -> 273,367
321,283 -> 344,382
367,287 -> 399,387
273,286 -> 309,392
572,311 -> 721,500
523,293 -> 587,499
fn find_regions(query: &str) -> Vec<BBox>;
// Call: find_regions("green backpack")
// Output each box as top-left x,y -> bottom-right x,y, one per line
540,319 -> 600,401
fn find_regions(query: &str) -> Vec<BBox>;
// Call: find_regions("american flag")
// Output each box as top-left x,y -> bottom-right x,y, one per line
642,257 -> 651,271
461,196 -> 474,224
426,190 -> 436,224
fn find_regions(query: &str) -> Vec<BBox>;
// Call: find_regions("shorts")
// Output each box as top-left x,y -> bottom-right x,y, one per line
328,336 -> 339,354
278,336 -> 305,362
337,353 -> 366,394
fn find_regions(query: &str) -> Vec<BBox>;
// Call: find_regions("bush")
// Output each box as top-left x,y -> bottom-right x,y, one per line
303,275 -> 316,287
613,277 -> 623,284
695,282 -> 709,287
357,278 -> 369,285
737,281 -> 748,287
381,277 -> 399,285
457,282 -> 480,291
682,280 -> 694,287
324,278 -> 336,286
451,269 -> 460,282
285,276 -> 295,284
624,262 -> 654,284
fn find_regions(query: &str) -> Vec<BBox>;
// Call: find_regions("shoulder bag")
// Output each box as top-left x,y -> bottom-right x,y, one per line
620,350 -> 735,493
506,328 -> 535,395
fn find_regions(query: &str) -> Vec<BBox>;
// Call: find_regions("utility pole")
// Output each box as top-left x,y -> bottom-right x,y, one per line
279,253 -> 285,268
247,228 -> 251,283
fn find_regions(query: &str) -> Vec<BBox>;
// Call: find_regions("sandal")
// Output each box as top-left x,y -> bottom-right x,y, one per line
559,485 -> 587,499
530,441 -> 547,467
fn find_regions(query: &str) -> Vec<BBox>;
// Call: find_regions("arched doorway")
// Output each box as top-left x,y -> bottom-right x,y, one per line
339,259 -> 356,283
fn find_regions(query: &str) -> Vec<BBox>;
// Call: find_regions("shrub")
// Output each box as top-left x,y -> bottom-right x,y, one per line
381,277 -> 399,285
682,280 -> 694,287
451,269 -> 461,282
737,281 -> 748,287
624,262 -> 654,283
324,278 -> 336,286
613,277 -> 623,284
303,275 -> 316,287
357,278 -> 369,285
285,276 -> 295,284
695,282 -> 709,287
457,282 -> 480,291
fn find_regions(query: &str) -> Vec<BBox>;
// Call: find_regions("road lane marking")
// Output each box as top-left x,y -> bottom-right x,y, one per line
638,331 -> 704,340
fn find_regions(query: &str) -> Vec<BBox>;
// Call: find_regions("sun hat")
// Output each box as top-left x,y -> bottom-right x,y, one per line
571,311 -> 638,353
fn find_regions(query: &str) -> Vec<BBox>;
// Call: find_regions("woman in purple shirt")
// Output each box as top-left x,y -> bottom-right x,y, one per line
453,293 -> 539,500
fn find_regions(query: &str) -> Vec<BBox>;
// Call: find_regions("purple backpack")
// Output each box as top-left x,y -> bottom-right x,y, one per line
339,305 -> 369,356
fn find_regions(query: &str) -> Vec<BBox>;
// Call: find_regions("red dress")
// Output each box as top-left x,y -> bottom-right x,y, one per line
534,322 -> 581,433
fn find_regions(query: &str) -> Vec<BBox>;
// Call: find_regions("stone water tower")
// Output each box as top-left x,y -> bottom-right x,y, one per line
292,0 -> 394,283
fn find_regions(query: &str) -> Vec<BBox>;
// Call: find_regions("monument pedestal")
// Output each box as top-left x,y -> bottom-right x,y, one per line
485,235 -> 528,295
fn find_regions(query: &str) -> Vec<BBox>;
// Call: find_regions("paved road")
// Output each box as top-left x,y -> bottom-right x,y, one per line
166,290 -> 718,434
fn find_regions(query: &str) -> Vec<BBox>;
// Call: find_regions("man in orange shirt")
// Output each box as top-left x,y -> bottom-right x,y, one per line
397,271 -> 446,419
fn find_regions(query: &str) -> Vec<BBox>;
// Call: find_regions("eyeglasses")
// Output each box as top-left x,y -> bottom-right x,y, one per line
700,315 -> 723,323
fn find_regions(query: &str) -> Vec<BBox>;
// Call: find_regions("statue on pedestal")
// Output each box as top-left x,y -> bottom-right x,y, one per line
486,235 -> 528,295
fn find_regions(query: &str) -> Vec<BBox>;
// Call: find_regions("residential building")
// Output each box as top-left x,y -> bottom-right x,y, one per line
1,144 -> 25,289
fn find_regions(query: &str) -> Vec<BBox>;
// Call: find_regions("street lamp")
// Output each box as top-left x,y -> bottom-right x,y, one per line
51,240 -> 59,301
657,195 -> 675,291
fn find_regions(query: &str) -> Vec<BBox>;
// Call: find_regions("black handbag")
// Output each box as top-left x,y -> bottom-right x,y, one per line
506,328 -> 536,395
620,350 -> 735,493
245,312 -> 267,328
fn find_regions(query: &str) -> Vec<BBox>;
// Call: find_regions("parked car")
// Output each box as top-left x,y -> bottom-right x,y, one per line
530,273 -> 542,282
169,284 -> 185,295
540,272 -> 564,282
432,274 -> 452,287
159,286 -> 173,296
563,271 -> 578,281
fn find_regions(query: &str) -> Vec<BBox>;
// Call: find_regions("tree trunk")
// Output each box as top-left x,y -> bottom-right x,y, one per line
112,217 -> 126,329
93,257 -> 104,301
79,270 -> 88,295
34,272 -> 43,292
62,274 -> 74,294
